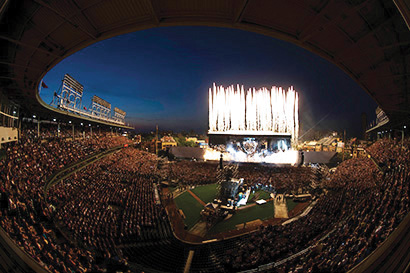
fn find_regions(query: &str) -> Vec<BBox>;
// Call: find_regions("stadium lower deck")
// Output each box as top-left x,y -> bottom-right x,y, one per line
1,127 -> 410,272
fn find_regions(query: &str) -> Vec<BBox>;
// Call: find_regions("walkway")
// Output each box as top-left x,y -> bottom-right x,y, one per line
187,189 -> 206,206
282,200 -> 317,225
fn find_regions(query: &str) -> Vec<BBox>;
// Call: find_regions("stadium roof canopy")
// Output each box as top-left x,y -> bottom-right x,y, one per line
0,0 -> 410,127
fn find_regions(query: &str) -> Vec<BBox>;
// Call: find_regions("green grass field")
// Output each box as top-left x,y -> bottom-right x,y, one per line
174,184 -> 298,234
167,186 -> 177,192
248,190 -> 271,202
174,191 -> 204,229
209,201 -> 275,234
286,198 -> 297,211
191,184 -> 219,204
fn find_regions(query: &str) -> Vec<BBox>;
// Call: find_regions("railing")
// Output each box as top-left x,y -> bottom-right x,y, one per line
43,145 -> 125,198
0,227 -> 49,273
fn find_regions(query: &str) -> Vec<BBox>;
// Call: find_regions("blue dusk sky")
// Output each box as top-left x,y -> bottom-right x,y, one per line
40,26 -> 377,137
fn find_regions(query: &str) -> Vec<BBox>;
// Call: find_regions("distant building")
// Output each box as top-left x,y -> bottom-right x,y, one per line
186,136 -> 198,142
336,141 -> 344,153
197,140 -> 208,148
186,136 -> 208,148
303,141 -> 317,151
302,135 -> 343,152
161,136 -> 177,150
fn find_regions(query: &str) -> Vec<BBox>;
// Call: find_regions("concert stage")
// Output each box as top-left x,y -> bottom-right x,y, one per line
208,132 -> 292,154
169,147 -> 336,165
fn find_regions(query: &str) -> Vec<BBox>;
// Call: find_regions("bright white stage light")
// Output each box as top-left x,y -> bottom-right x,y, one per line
206,83 -> 300,164
208,83 -> 299,145
203,147 -> 299,165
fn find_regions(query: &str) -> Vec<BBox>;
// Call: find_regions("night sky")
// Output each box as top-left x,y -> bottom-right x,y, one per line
40,26 -> 377,138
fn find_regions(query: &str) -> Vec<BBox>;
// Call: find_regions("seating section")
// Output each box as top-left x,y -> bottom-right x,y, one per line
0,125 -> 409,273
0,127 -> 132,272
249,139 -> 410,272
169,161 -> 316,193
47,148 -> 169,261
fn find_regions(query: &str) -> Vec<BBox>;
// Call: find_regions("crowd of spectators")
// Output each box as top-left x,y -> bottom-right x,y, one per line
168,161 -> 218,186
278,138 -> 410,273
47,148 -> 167,265
1,127 -> 409,273
167,161 -> 316,195
237,165 -> 316,193
222,138 -> 409,272
0,126 -> 132,272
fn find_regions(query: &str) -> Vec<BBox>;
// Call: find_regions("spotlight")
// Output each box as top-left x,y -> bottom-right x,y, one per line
33,115 -> 36,118
68,121 -> 71,124
81,123 -> 83,126
53,118 -> 56,122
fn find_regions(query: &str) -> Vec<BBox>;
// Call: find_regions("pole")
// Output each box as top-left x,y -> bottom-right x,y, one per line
342,130 -> 346,161
18,116 -> 21,143
57,122 -> 60,138
37,118 -> 40,138
402,130 -> 404,148
155,125 -> 159,155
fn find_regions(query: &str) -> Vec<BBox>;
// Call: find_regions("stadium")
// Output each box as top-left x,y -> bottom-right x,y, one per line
0,1 -> 410,273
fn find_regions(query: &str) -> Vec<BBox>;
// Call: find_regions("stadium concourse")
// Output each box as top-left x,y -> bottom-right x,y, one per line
0,119 -> 408,272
